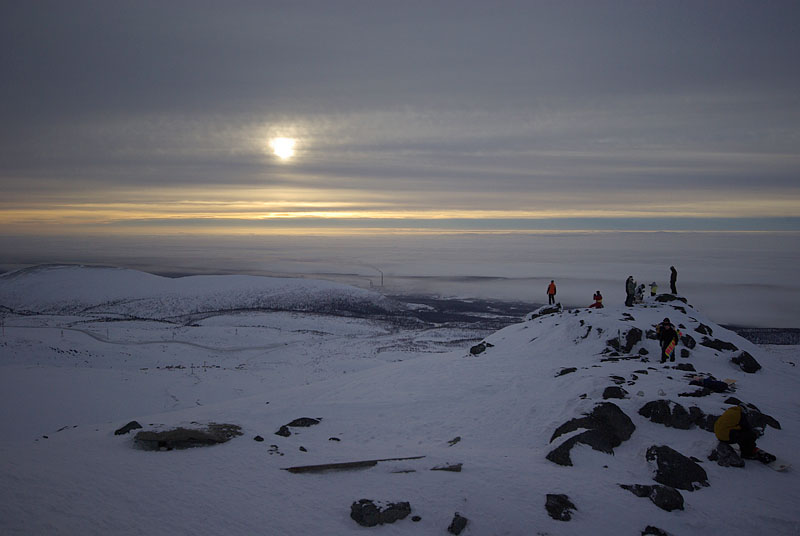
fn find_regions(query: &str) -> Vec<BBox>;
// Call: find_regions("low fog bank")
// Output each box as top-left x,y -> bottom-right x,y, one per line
1,231 -> 798,328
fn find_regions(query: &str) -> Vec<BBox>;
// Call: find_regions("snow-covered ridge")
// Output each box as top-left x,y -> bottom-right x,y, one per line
0,264 -> 405,320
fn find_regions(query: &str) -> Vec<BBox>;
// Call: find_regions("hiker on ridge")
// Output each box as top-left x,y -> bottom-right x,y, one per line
650,281 -> 658,297
589,290 -> 603,308
656,317 -> 681,363
546,280 -> 557,305
670,266 -> 678,294
625,276 -> 636,307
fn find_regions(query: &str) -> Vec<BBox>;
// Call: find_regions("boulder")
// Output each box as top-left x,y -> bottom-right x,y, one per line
731,351 -> 761,373
350,499 -> 411,527
447,512 -> 469,535
619,484 -> 684,512
526,303 -> 562,321
134,423 -> 243,451
645,445 -> 709,491
700,337 -> 738,352
679,333 -> 696,349
680,349 -> 691,358
607,327 -> 642,354
638,400 -> 693,430
470,341 -> 494,355
708,442 -> 745,468
276,417 -> 321,436
114,421 -> 142,435
694,323 -> 714,336
603,386 -> 628,399
642,527 -> 670,536
655,294 -> 687,303
545,494 -> 576,521
547,402 -> 635,466
556,367 -> 577,377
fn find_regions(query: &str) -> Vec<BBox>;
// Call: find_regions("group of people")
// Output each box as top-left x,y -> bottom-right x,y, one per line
545,266 -> 679,311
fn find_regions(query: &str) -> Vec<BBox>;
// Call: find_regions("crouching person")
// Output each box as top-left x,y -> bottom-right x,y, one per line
714,406 -> 775,463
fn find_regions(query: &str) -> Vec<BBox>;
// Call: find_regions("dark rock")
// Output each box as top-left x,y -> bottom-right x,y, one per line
350,499 -> 411,527
431,463 -> 462,472
645,445 -> 709,491
645,329 -> 658,340
603,386 -> 628,399
700,337 -> 738,352
115,421 -> 142,435
556,367 -> 577,377
447,436 -> 461,446
548,403 -> 635,466
286,417 -> 321,427
674,363 -> 695,371
254,435 -> 264,442
608,327 -> 642,354
412,516 -> 421,522
731,351 -> 761,373
638,348 -> 649,355
695,323 -> 714,336
545,494 -> 576,521
724,397 -> 743,405
329,437 -> 341,441
742,405 -> 781,431
609,375 -> 626,385
655,294 -> 687,303
672,305 -> 687,314
299,446 -> 307,452
634,369 -> 649,375
679,388 -> 711,398
619,484 -> 684,512
470,341 -> 493,355
527,303 -> 562,320
275,426 -> 291,437
680,349 -> 691,358
639,400 -> 693,429
708,442 -> 745,467
447,512 -> 469,535
679,333 -> 696,349
134,423 -> 243,451
642,526 -> 670,536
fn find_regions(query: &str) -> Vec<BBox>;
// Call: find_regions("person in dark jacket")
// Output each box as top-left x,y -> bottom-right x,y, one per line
670,266 -> 678,294
714,405 -> 775,463
656,317 -> 680,363
625,276 -> 636,307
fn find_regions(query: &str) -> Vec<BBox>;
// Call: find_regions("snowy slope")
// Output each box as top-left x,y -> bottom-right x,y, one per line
0,268 -> 798,535
0,264 -> 405,319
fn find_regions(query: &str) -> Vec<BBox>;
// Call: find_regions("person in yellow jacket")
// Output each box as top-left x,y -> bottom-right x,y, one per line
714,406 -> 775,463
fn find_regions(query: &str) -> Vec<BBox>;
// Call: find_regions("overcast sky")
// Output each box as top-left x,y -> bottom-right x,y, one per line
2,0 -> 799,233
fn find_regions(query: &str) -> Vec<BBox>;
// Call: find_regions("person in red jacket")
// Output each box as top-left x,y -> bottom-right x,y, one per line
589,291 -> 603,308
546,280 -> 557,305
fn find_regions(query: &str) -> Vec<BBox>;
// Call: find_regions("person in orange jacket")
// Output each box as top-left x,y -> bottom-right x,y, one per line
546,280 -> 557,305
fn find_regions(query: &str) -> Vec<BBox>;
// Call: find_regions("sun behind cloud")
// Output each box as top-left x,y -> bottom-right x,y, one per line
269,137 -> 296,160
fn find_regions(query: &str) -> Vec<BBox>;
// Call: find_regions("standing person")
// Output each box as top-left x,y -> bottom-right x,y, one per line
670,266 -> 678,294
656,317 -> 681,363
546,280 -> 557,305
650,281 -> 658,297
625,276 -> 636,307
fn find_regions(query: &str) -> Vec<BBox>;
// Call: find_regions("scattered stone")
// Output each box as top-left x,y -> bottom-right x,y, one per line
134,423 -> 243,451
470,341 -> 494,355
412,516 -> 421,522
286,417 -> 321,428
700,337 -> 738,352
674,363 -> 695,372
642,526 -> 670,536
447,512 -> 469,535
638,348 -> 649,355
350,499 -> 411,527
731,351 -> 761,373
275,426 -> 291,437
634,369 -> 649,375
680,349 -> 691,358
603,386 -> 628,399
254,435 -> 264,442
619,484 -> 684,512
114,421 -> 142,435
329,437 -> 341,441
678,388 -> 711,398
655,294 -> 687,304
556,367 -> 577,377
608,327 -> 643,354
545,494 -> 576,521
431,463 -> 462,472
679,333 -> 696,349
672,305 -> 687,314
609,375 -> 626,385
447,436 -> 461,446
645,329 -> 658,340
645,445 -> 709,491
708,442 -> 745,467
268,444 -> 283,456
299,446 -> 307,452
695,323 -> 714,336
526,303 -> 562,320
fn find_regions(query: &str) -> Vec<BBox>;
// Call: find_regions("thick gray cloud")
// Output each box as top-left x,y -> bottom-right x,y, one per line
1,0 -> 799,227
